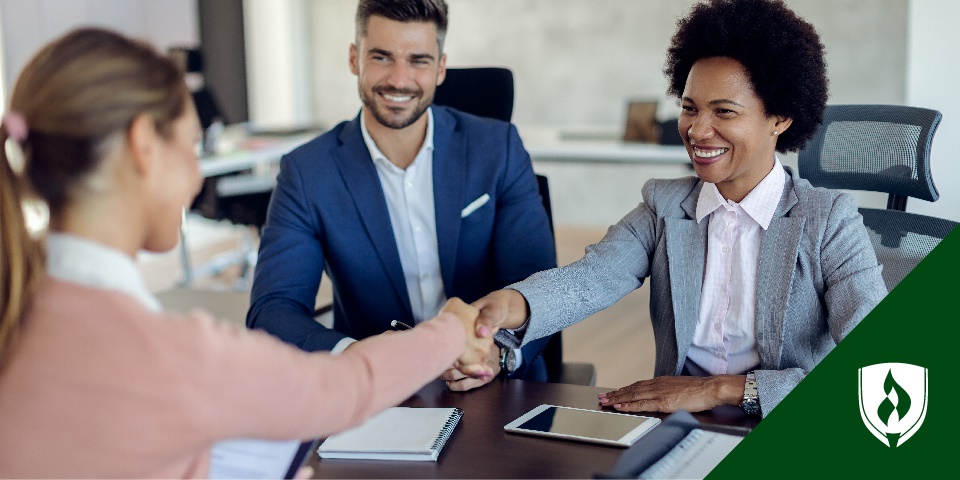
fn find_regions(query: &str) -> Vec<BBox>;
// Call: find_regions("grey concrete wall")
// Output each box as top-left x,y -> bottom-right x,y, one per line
308,0 -> 907,127
306,0 -> 909,228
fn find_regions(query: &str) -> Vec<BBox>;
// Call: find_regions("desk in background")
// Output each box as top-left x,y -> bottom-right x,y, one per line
517,126 -> 692,228
519,126 -> 690,165
200,132 -> 317,178
199,126 -> 689,174
310,379 -> 757,479
180,132 -> 318,287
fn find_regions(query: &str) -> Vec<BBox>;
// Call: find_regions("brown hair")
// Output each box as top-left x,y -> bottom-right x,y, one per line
356,0 -> 449,51
0,27 -> 188,367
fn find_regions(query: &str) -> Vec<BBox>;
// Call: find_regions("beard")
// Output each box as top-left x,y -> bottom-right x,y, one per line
360,84 -> 433,130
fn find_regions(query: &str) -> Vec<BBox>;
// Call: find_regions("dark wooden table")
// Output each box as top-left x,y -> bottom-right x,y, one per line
309,378 -> 759,478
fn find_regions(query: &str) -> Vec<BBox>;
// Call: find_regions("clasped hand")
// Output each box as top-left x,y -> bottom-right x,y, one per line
439,290 -> 530,391
438,290 -> 527,391
439,298 -> 497,381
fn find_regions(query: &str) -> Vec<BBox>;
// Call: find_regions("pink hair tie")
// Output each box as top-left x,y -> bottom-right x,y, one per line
3,111 -> 28,143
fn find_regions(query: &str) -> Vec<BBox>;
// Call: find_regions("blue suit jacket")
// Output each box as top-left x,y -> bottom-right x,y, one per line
247,106 -> 557,379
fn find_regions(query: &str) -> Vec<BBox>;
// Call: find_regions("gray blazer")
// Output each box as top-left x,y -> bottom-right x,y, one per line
498,167 -> 887,416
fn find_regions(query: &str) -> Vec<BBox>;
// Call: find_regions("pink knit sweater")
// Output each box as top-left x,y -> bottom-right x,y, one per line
0,278 -> 464,478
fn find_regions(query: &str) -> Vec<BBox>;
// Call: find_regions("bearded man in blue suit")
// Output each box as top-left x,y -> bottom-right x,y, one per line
247,0 -> 556,391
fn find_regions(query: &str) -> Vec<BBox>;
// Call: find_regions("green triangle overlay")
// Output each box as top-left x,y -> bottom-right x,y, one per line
709,225 -> 959,479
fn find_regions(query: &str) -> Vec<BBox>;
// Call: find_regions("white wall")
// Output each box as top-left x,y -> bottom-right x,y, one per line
0,0 -> 198,100
243,0 -> 317,129
906,0 -> 960,222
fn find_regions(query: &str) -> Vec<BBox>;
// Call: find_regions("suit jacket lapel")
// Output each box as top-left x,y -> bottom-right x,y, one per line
665,183 -> 708,371
755,172 -> 804,369
431,108 -> 465,294
332,116 -> 412,317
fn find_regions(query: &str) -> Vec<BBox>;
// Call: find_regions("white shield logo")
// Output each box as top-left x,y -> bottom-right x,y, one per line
858,363 -> 928,447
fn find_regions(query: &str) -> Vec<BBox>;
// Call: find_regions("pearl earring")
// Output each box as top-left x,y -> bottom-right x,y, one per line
773,131 -> 779,136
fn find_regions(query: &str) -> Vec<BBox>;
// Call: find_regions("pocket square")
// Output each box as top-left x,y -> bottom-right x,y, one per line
461,193 -> 491,218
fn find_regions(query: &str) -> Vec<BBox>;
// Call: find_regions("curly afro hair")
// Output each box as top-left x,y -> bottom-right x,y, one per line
664,0 -> 828,153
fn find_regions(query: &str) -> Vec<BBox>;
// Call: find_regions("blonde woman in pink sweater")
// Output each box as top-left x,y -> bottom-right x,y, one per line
0,28 -> 495,478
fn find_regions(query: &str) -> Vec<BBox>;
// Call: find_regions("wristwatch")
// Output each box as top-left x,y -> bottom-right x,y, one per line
498,346 -> 517,376
740,372 -> 760,415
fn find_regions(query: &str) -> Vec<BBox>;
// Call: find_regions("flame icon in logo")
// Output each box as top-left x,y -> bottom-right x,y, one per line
876,370 -> 911,447
858,363 -> 927,448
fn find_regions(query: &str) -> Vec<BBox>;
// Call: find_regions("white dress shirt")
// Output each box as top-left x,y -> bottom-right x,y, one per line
331,110 -> 449,354
361,107 -> 447,324
341,108 -> 524,372
331,108 -> 523,368
686,157 -> 785,375
45,233 -> 162,313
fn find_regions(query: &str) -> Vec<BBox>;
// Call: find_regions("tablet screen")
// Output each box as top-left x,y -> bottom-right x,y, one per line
208,438 -> 317,479
516,406 -> 650,442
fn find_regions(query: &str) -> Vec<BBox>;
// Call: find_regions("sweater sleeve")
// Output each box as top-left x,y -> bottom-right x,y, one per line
160,310 -> 465,447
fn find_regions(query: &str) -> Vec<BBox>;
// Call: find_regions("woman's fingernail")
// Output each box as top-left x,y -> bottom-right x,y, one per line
614,404 -> 621,409
597,393 -> 606,398
599,398 -> 608,404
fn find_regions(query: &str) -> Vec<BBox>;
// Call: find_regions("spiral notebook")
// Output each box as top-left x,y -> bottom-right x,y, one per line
317,407 -> 462,461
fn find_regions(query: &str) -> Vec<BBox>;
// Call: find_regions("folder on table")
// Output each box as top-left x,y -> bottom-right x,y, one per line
317,407 -> 463,462
597,410 -> 750,479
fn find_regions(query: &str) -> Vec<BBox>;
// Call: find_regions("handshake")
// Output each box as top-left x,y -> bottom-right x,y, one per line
435,290 -> 530,389
437,298 -> 499,381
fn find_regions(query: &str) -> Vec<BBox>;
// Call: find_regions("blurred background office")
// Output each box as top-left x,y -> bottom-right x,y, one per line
1,0 -> 956,386
2,0 -> 955,224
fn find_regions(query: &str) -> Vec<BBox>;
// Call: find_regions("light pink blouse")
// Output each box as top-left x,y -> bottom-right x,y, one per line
0,278 -> 464,478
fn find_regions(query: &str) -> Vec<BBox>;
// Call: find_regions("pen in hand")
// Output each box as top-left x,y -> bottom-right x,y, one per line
390,320 -> 413,331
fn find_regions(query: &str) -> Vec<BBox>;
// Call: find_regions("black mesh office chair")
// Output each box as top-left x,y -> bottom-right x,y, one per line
798,104 -> 958,291
436,67 -> 596,386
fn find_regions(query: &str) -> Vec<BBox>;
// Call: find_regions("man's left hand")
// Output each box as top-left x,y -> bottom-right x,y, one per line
598,375 -> 744,413
440,341 -> 501,392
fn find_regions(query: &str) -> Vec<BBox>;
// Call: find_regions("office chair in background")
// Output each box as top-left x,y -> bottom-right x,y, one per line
798,104 -> 958,291
433,67 -> 515,122
436,67 -> 597,386
657,118 -> 684,146
531,174 -> 598,386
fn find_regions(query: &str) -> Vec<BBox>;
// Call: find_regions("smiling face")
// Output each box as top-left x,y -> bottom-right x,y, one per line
678,56 -> 792,202
350,15 -> 446,132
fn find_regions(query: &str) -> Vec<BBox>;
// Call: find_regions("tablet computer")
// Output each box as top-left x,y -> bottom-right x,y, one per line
208,438 -> 319,479
505,405 -> 660,447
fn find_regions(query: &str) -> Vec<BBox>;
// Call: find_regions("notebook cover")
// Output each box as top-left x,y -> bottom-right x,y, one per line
317,407 -> 462,462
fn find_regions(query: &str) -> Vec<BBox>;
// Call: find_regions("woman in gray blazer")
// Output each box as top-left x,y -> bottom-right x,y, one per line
474,0 -> 887,417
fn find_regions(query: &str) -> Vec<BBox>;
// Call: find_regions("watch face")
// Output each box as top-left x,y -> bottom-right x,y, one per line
741,399 -> 760,415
